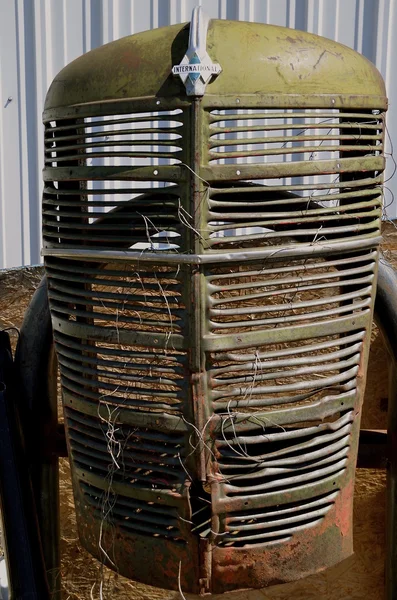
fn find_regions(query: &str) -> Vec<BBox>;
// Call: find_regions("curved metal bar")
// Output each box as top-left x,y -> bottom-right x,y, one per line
14,278 -> 61,600
0,329 -> 50,599
374,259 -> 397,600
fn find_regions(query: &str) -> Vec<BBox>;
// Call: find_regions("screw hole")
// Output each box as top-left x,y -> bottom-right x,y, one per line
153,170 -> 159,176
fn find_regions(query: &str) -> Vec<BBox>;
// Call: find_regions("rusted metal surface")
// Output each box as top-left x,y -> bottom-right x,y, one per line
42,11 -> 387,596
43,21 -> 386,111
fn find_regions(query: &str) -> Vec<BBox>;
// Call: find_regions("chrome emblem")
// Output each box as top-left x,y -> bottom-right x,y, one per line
172,7 -> 222,96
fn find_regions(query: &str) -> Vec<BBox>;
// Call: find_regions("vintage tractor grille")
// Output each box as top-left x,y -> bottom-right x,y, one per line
217,490 -> 338,547
43,100 -> 384,592
80,481 -> 185,542
65,407 -> 186,490
43,109 -> 184,250
44,109 -> 184,166
208,109 -> 382,163
42,19 -> 386,588
54,331 -> 187,413
204,109 -> 382,250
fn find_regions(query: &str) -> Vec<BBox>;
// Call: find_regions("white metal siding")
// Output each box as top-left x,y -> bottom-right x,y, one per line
0,0 -> 395,268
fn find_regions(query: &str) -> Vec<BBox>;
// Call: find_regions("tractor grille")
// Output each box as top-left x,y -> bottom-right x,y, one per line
65,407 -> 187,490
44,109 -> 184,166
43,98 -> 384,593
201,105 -> 382,562
43,109 -> 185,251
81,480 -> 185,542
219,491 -> 338,547
204,108 -> 382,250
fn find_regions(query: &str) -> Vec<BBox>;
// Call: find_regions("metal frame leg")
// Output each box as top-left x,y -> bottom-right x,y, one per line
374,260 -> 397,600
0,329 -> 50,599
14,278 -> 61,599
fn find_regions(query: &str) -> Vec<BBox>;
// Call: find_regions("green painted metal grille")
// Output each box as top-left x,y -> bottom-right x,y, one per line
42,98 -> 385,594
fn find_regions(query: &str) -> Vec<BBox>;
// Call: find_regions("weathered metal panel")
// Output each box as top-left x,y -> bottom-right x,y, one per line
41,14 -> 386,594
1,0 -> 396,269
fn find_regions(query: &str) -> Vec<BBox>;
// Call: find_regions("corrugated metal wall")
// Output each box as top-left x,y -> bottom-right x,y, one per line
1,0 -> 396,268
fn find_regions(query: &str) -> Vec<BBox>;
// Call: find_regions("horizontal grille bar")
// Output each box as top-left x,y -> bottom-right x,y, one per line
45,109 -> 184,166
80,481 -> 186,542
208,109 -> 383,164
205,251 -> 375,339
56,332 -> 188,413
66,407 -> 186,490
218,491 -> 337,547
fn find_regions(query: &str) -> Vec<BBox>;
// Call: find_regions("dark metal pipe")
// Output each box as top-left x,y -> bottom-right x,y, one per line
14,278 -> 61,600
0,330 -> 50,599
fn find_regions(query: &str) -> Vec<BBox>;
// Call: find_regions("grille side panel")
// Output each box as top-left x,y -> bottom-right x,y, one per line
71,479 -> 200,592
211,474 -> 355,593
197,102 -> 381,592
44,102 -> 205,593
